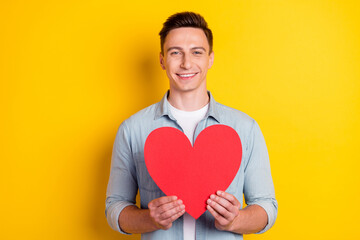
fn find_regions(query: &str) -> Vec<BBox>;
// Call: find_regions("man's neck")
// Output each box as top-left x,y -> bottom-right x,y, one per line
168,90 -> 209,111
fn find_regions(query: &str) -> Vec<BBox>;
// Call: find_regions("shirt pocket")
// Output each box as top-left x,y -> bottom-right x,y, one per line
133,152 -> 163,192
136,161 -> 162,191
135,158 -> 165,208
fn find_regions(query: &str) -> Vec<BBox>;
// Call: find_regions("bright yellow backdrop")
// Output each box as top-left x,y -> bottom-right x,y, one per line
1,0 -> 359,239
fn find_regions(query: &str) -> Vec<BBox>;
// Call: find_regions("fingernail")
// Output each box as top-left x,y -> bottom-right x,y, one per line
217,191 -> 222,195
177,199 -> 183,204
210,194 -> 215,200
207,199 -> 212,204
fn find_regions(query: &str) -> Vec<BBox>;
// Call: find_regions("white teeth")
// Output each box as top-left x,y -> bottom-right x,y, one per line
179,73 -> 196,77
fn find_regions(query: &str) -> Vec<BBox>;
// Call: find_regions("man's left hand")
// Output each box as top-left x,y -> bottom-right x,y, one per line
206,191 -> 241,232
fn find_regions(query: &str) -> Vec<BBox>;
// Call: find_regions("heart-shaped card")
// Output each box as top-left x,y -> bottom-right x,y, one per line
144,125 -> 242,219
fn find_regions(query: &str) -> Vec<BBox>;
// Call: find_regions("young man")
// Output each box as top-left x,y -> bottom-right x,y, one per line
105,12 -> 277,240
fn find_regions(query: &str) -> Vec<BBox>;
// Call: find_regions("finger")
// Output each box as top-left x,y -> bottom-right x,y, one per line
148,196 -> 177,208
159,201 -> 185,219
156,199 -> 183,216
207,204 -> 228,225
149,202 -> 184,229
207,197 -> 232,219
216,191 -> 241,208
159,208 -> 186,226
210,193 -> 239,214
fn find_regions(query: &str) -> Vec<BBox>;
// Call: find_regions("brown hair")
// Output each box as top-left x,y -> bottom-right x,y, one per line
159,12 -> 213,55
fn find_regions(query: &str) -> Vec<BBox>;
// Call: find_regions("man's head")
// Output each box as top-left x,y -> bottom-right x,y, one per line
159,12 -> 214,97
159,12 -> 213,56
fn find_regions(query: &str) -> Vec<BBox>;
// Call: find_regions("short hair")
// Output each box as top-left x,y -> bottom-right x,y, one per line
159,12 -> 213,55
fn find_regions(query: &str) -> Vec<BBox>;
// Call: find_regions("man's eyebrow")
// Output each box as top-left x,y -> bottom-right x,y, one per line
191,47 -> 207,52
166,46 -> 207,52
166,47 -> 183,52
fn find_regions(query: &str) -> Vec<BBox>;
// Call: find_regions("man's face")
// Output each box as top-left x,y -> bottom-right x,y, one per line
160,27 -> 214,95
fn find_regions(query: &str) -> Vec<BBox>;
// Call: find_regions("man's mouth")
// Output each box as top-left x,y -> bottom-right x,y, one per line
176,73 -> 198,79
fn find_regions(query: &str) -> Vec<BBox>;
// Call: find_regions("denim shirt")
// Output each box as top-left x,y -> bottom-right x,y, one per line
105,91 -> 278,240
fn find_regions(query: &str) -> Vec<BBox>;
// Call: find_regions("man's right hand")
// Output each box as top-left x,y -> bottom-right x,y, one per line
148,196 -> 186,230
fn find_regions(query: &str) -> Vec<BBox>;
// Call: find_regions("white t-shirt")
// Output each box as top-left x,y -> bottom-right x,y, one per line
169,102 -> 209,240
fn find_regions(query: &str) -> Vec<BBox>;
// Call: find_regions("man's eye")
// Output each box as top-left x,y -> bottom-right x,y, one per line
170,51 -> 180,55
193,51 -> 203,55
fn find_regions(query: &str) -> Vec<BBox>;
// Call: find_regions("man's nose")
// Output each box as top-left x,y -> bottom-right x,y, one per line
180,54 -> 192,69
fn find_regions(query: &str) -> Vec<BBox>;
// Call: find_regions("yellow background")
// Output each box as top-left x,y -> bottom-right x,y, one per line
1,0 -> 359,239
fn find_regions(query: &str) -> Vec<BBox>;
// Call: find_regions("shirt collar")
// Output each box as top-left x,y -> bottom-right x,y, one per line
154,90 -> 221,123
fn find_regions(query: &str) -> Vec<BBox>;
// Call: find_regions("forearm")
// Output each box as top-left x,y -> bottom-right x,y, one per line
230,204 -> 268,234
119,205 -> 159,234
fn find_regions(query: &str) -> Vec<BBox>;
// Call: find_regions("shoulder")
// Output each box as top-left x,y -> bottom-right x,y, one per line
121,102 -> 159,128
215,102 -> 255,128
213,101 -> 264,150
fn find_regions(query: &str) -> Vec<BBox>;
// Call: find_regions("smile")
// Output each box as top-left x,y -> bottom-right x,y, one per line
176,73 -> 198,79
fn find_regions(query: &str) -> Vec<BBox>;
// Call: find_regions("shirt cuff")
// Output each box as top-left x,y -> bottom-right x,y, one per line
106,201 -> 136,234
248,199 -> 278,234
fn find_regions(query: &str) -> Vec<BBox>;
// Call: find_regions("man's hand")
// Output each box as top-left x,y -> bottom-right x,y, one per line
148,196 -> 185,230
206,191 -> 241,232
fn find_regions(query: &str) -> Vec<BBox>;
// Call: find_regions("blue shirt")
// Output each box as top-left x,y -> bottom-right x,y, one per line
105,91 -> 278,240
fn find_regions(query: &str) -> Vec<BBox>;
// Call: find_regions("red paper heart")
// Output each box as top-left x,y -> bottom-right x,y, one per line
144,125 -> 242,219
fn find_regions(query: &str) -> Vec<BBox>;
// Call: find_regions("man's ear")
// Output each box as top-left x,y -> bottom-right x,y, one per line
159,52 -> 166,70
208,51 -> 215,69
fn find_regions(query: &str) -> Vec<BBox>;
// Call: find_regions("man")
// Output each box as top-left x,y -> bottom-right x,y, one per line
106,12 -> 277,240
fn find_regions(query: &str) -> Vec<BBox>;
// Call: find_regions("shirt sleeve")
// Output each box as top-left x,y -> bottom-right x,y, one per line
105,121 -> 138,234
243,120 -> 278,234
